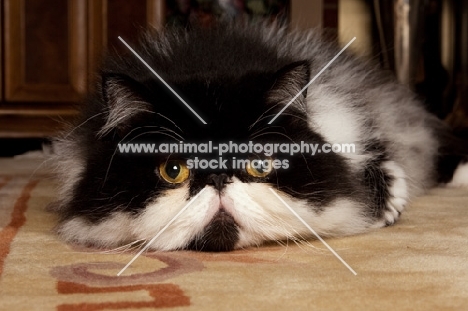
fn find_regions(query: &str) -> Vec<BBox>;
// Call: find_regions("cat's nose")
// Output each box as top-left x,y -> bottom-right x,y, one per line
208,173 -> 230,191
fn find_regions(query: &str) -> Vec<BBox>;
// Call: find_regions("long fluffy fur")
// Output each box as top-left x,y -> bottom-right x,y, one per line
49,22 -> 462,252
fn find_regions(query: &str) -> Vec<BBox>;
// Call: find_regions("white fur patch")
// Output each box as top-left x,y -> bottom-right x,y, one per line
372,161 -> 409,228
57,213 -> 133,248
447,162 -> 468,188
383,161 -> 408,212
132,185 -> 219,250
222,178 -> 372,248
307,90 -> 363,146
306,88 -> 370,169
57,178 -> 374,251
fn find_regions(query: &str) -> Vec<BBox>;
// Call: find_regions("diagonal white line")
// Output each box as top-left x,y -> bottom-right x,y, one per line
268,188 -> 357,275
268,37 -> 356,124
117,188 -> 207,276
118,36 -> 207,125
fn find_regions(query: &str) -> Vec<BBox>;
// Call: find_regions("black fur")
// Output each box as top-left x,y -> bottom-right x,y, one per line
186,209 -> 239,252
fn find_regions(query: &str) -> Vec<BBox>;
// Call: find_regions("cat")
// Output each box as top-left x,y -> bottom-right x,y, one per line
50,21 -> 468,252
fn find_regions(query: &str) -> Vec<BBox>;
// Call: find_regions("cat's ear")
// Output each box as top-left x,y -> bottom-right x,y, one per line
99,73 -> 153,137
269,61 -> 310,105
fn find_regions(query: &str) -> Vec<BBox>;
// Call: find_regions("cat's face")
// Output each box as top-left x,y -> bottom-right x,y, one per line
56,61 -> 367,251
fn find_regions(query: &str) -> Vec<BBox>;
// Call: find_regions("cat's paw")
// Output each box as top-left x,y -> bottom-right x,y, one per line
380,161 -> 408,226
447,162 -> 468,188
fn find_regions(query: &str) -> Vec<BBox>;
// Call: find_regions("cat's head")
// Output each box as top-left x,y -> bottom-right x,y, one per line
53,32 -> 363,251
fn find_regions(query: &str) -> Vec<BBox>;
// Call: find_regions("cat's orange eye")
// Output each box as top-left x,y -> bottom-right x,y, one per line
246,158 -> 273,178
159,160 -> 190,184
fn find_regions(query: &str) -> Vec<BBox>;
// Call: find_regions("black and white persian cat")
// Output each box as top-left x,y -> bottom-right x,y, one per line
51,22 -> 467,252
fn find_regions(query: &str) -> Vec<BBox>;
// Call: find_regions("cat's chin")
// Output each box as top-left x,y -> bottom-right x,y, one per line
185,208 -> 239,252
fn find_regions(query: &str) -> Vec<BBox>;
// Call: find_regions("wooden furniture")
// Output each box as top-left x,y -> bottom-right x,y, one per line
0,0 -> 164,138
0,0 -> 335,138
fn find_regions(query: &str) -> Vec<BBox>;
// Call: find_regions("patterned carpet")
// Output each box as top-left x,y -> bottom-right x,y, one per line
1,154 -> 467,310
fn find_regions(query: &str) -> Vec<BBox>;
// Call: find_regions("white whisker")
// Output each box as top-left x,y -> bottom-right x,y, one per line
117,188 -> 207,276
269,188 -> 357,276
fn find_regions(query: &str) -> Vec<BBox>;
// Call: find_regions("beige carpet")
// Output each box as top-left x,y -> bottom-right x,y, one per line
1,154 -> 467,310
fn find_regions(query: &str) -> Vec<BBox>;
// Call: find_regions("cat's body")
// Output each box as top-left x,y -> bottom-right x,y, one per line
51,22 -> 465,251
